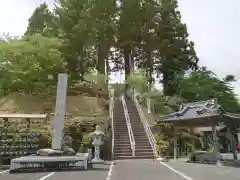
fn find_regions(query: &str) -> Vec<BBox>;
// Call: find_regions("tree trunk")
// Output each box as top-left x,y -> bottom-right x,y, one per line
106,58 -> 109,86
162,69 -> 175,96
146,51 -> 153,90
97,44 -> 106,75
124,47 -> 131,92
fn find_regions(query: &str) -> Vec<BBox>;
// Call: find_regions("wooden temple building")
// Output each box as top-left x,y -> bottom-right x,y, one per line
154,99 -> 240,162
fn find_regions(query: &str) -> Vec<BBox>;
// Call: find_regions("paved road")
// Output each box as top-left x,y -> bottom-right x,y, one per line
0,164 -> 110,180
164,161 -> 240,180
2,160 -> 240,180
110,159 -> 188,180
0,171 -> 50,180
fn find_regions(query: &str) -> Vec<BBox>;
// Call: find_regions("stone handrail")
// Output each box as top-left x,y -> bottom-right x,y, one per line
133,93 -> 158,159
121,96 -> 135,156
109,89 -> 115,160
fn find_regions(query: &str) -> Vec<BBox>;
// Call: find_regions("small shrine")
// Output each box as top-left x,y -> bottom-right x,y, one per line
154,99 -> 240,163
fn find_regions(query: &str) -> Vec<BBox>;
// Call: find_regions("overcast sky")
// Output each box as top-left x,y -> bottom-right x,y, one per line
0,0 -> 240,94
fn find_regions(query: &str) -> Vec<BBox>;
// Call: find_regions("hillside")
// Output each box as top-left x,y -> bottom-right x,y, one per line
0,92 -> 109,130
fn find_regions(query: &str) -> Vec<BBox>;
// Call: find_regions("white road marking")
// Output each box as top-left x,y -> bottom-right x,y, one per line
38,172 -> 55,180
105,161 -> 114,180
159,162 -> 194,180
0,169 -> 10,174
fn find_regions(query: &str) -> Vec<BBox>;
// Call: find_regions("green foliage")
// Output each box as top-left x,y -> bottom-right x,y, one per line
126,70 -> 148,94
0,34 -> 64,97
84,72 -> 108,91
81,132 -> 93,149
155,132 -> 170,156
154,122 -> 203,156
155,0 -> 199,95
25,3 -> 58,37
55,0 -> 96,79
175,68 -> 240,112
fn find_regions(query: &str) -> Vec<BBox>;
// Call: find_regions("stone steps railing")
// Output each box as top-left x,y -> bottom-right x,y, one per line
121,96 -> 135,157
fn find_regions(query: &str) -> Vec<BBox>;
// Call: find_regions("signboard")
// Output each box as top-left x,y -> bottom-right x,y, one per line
52,73 -> 68,150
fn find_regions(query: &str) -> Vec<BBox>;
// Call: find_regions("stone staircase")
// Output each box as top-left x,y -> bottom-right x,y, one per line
125,98 -> 155,159
113,98 -> 132,160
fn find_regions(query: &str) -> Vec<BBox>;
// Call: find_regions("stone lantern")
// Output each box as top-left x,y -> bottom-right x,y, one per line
92,125 -> 104,163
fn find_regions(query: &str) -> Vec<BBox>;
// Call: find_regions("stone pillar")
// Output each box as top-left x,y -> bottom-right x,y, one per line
212,125 -> 223,166
52,74 -> 68,150
237,133 -> 240,145
147,98 -> 151,113
173,134 -> 178,160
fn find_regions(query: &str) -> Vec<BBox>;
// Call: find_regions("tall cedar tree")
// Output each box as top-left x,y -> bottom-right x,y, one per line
25,3 -> 58,37
88,0 -> 116,75
55,0 -> 95,80
155,0 -> 199,95
117,0 -> 142,85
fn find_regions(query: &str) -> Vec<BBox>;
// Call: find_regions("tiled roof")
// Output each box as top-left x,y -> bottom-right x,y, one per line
155,99 -> 220,122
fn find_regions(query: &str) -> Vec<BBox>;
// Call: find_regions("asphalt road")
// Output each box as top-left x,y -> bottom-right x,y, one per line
0,171 -> 50,180
110,159 -> 188,180
1,160 -> 240,180
0,164 -> 110,180
164,161 -> 240,180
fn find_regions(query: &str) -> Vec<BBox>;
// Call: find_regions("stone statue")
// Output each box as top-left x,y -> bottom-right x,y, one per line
92,125 -> 104,163
37,127 -> 76,156
61,130 -> 76,156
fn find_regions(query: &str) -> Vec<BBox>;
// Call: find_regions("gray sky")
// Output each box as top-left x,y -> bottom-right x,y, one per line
1,0 -> 240,94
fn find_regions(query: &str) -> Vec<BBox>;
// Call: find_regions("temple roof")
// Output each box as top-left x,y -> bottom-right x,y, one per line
155,99 -> 240,124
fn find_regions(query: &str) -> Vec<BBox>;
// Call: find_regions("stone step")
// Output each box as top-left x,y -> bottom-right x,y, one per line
114,149 -> 132,153
114,130 -> 129,133
114,145 -> 131,149
113,117 -> 126,119
114,146 -> 131,150
114,130 -> 129,132
135,151 -> 155,156
114,152 -> 132,156
135,149 -> 154,153
134,142 -> 151,146
135,145 -> 152,149
114,138 -> 130,141
113,125 -> 128,128
132,133 -> 147,136
114,141 -> 131,144
134,137 -> 149,141
114,155 -> 154,160
114,141 -> 131,145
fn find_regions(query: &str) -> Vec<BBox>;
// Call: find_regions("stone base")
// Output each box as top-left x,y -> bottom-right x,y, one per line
10,155 -> 89,173
188,151 -> 223,165
91,158 -> 104,164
